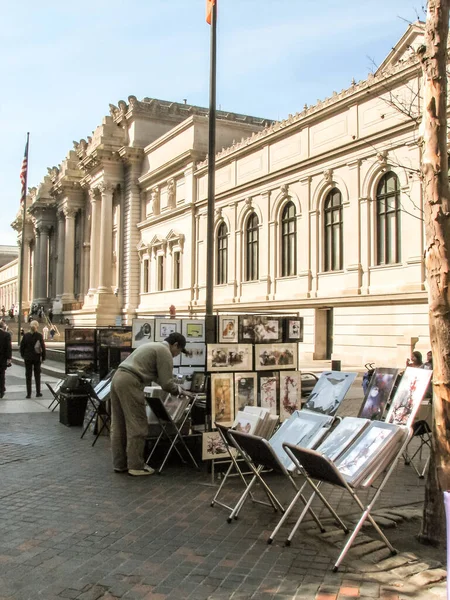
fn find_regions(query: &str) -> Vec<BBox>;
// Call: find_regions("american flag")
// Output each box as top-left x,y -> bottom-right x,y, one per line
20,140 -> 29,204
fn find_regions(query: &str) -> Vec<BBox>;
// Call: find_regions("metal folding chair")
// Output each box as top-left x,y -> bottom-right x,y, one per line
280,432 -> 411,571
227,430 -> 326,532
403,401 -> 432,478
46,379 -> 65,411
80,382 -> 111,446
210,423 -> 274,519
145,392 -> 201,474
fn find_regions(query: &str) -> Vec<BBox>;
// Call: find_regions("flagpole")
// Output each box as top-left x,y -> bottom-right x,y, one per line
17,132 -> 30,345
205,0 -> 217,322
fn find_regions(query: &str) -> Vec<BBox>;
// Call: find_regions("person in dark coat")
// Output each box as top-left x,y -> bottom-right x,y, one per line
0,321 -> 12,398
20,320 -> 46,398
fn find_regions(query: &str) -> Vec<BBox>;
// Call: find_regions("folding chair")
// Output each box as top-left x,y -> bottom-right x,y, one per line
210,423 -> 275,519
403,401 -> 432,478
280,434 -> 411,571
145,392 -> 200,474
80,382 -> 111,446
227,430 -> 326,532
46,379 -> 65,412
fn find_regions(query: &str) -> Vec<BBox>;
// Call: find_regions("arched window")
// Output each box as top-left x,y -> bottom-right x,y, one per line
324,188 -> 343,272
216,222 -> 228,285
281,201 -> 297,277
245,212 -> 259,281
376,173 -> 401,265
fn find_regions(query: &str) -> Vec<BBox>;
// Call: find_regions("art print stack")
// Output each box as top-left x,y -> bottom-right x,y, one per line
232,406 -> 279,439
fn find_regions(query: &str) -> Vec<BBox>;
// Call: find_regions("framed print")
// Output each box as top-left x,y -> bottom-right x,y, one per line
255,343 -> 298,371
232,410 -> 261,435
218,315 -> 239,343
211,373 -> 234,426
65,328 -> 96,344
316,416 -> 370,462
207,344 -> 253,372
132,318 -> 155,348
178,366 -> 195,377
259,372 -> 279,415
279,371 -> 302,421
202,431 -> 228,460
358,368 -> 399,421
385,367 -> 432,427
155,318 -> 180,342
181,343 -> 206,366
98,328 -> 132,348
182,319 -> 205,342
334,421 -> 400,485
284,318 -> 304,342
239,315 -> 283,343
234,372 -> 257,413
191,371 -> 207,393
65,345 -> 95,362
303,371 -> 357,416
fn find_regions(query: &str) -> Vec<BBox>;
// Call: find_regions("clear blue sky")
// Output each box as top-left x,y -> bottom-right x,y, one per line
1,0 -> 423,245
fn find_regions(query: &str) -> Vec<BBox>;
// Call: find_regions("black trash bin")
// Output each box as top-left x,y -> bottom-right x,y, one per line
59,392 -> 88,427
331,360 -> 341,371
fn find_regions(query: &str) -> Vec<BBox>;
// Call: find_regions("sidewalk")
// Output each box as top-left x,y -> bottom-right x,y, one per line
0,367 -> 446,600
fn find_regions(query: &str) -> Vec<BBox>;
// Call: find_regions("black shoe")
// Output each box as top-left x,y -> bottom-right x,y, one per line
36,393 -> 43,397
25,395 -> 31,399
0,393 -> 3,399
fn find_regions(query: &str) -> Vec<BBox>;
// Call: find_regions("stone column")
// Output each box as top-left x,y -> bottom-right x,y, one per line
39,226 -> 50,300
22,237 -> 32,305
33,229 -> 41,302
62,207 -> 77,301
56,211 -> 65,297
88,189 -> 100,292
97,183 -> 114,293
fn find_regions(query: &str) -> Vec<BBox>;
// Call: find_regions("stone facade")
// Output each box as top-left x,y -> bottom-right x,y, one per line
7,22 -> 438,365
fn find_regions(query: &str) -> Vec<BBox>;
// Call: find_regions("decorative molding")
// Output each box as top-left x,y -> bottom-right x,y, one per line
323,169 -> 333,184
167,178 -> 176,209
151,187 -> 160,216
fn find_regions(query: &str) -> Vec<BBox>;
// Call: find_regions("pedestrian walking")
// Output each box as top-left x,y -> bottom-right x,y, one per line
0,321 -> 12,398
42,325 -> 49,341
20,320 -> 46,399
48,309 -> 53,323
110,332 -> 193,476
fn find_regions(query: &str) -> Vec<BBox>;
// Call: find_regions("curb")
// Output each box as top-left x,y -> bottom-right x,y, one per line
11,355 -> 65,378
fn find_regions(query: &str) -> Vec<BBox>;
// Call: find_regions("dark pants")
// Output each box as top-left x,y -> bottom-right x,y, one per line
25,360 -> 41,397
0,366 -> 5,395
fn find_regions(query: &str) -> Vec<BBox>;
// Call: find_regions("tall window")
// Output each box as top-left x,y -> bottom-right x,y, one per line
143,259 -> 149,293
157,255 -> 164,291
281,201 -> 297,276
216,222 -> 228,284
376,173 -> 401,265
324,189 -> 343,271
245,213 -> 259,281
173,251 -> 181,289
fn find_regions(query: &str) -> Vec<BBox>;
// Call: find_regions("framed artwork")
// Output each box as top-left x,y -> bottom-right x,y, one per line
155,318 -> 180,342
191,371 -> 207,393
66,345 -> 95,362
65,328 -> 96,344
178,366 -> 195,376
284,318 -> 304,342
303,371 -> 357,416
335,421 -> 400,485
316,416 -> 370,462
182,319 -> 205,342
98,328 -> 132,348
269,410 -> 333,471
259,372 -> 279,415
255,343 -> 298,371
234,372 -> 257,413
181,343 -> 206,366
202,431 -> 228,460
279,371 -> 302,421
207,344 -> 253,372
358,368 -> 399,421
239,315 -> 283,343
385,367 -> 432,427
66,359 -> 96,375
218,315 -> 239,343
232,410 -> 261,435
132,318 -> 155,348
211,373 -> 234,426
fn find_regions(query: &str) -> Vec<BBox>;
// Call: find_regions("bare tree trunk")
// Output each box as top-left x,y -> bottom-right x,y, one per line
418,0 -> 450,545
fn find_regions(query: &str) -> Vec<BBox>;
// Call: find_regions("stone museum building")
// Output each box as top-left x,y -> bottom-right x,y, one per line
8,22 -> 433,366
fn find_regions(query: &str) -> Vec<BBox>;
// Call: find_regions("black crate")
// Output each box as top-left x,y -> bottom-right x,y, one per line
59,393 -> 88,427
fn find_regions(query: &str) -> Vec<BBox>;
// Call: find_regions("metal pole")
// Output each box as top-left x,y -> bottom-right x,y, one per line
17,132 -> 30,345
205,1 -> 217,318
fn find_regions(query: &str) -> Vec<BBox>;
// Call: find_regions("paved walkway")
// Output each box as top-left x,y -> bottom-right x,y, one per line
0,366 -> 446,600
